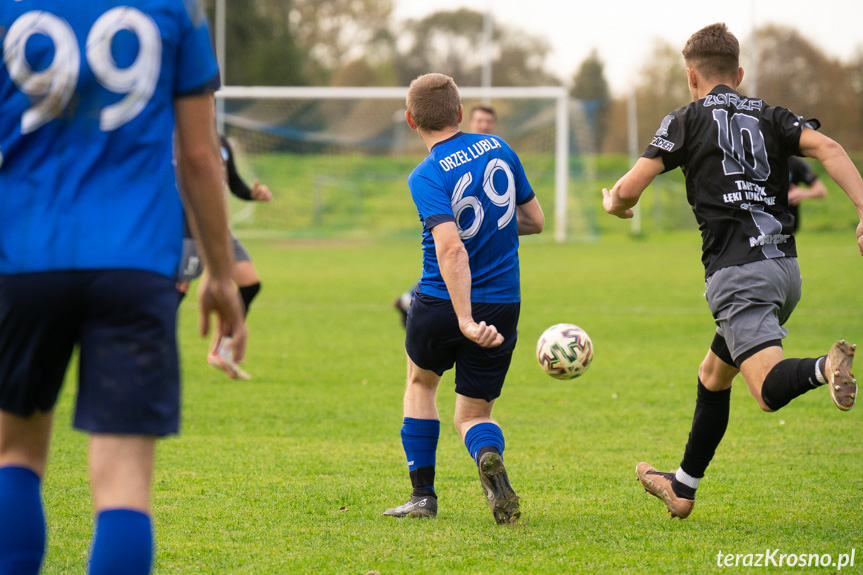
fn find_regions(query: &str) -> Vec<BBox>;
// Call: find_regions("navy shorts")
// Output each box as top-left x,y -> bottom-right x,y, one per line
0,270 -> 181,436
405,292 -> 520,402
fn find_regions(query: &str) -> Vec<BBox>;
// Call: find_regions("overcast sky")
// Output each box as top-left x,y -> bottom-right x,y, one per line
393,0 -> 862,95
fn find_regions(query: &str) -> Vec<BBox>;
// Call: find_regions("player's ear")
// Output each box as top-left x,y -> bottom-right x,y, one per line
457,104 -> 463,125
686,68 -> 698,100
405,110 -> 418,130
736,66 -> 744,88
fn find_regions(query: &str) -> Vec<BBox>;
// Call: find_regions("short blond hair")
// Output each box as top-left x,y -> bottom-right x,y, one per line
682,23 -> 739,81
406,73 -> 461,132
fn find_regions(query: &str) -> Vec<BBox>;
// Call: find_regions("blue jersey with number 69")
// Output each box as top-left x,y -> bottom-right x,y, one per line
409,132 -> 534,303
0,0 -> 220,276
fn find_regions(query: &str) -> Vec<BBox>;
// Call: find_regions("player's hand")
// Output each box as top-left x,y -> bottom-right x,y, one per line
787,184 -> 804,206
251,180 -> 273,202
198,275 -> 248,362
460,319 -> 504,348
602,187 -> 633,219
857,220 -> 863,256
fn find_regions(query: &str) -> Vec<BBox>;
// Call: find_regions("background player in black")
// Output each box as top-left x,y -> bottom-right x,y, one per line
178,134 -> 272,380
602,23 -> 863,519
787,155 -> 827,233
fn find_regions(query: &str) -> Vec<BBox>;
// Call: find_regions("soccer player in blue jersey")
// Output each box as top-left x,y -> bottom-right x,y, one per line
383,74 -> 544,524
0,2 -> 245,573
393,104 -> 500,326
602,23 -> 863,520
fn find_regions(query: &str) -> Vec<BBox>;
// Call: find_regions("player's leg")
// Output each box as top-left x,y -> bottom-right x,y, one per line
76,270 -> 181,575
0,272 -> 78,572
88,435 -> 156,575
453,301 -> 520,525
393,281 -> 419,328
209,237 -> 256,380
0,411 -> 53,574
384,293 -> 457,519
382,357 -> 442,518
637,336 -> 737,519
233,261 -> 261,317
705,257 -> 852,411
748,342 -> 855,412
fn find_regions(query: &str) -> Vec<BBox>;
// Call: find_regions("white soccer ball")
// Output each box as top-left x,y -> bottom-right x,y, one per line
536,323 -> 593,380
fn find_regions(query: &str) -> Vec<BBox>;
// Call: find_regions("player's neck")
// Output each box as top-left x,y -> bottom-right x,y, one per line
417,126 -> 460,152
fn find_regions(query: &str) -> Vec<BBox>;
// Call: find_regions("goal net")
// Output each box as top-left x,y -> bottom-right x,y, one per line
216,86 -> 601,242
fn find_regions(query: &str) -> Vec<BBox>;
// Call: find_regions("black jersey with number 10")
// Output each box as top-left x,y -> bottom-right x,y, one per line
642,84 -> 819,279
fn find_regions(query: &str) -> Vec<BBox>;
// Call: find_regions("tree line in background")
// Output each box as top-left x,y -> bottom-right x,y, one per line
205,0 -> 863,152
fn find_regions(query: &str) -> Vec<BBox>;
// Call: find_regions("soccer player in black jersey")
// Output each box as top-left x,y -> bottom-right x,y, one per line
602,23 -> 863,519
178,134 -> 273,380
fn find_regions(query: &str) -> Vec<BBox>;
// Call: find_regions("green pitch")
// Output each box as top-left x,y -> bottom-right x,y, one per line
41,231 -> 862,573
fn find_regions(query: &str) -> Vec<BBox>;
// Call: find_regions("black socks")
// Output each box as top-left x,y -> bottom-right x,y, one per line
679,380 -> 731,481
410,466 -> 436,499
760,358 -> 821,411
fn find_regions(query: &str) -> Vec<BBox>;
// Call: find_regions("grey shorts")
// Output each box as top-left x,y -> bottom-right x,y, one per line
705,258 -> 802,363
176,235 -> 250,283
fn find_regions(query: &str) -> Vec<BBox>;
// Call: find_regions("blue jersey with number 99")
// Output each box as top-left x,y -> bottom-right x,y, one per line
0,0 -> 220,276
409,132 -> 534,303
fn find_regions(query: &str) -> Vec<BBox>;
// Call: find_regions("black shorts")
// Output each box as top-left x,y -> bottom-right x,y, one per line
405,292 -> 519,402
0,270 -> 181,436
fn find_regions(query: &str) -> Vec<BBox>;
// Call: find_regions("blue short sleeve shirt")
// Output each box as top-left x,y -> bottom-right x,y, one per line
0,0 -> 220,276
408,132 -> 534,303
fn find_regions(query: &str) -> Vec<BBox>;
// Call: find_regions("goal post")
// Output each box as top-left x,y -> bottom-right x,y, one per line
216,85 -> 577,242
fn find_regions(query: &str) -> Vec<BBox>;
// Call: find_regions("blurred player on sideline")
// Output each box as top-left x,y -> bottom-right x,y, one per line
787,155 -> 827,233
393,105 -> 500,326
602,23 -> 863,520
383,75 -> 543,524
178,130 -> 273,380
0,2 -> 245,573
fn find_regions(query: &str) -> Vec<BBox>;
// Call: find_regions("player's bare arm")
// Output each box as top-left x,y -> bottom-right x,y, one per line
602,156 -> 665,219
787,180 -> 827,205
431,221 -> 504,348
516,197 -> 545,236
174,94 -> 248,359
798,127 -> 863,255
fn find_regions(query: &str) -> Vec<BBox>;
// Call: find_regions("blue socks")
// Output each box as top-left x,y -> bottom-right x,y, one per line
401,418 -> 439,495
464,422 -> 505,465
401,419 -> 506,495
0,466 -> 46,574
89,509 -> 153,575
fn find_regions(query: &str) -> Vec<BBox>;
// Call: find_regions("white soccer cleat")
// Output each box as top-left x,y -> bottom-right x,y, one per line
207,337 -> 251,380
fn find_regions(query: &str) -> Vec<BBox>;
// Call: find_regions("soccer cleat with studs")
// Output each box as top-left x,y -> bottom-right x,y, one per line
207,350 -> 251,380
478,452 -> 520,525
382,495 -> 437,518
636,462 -> 695,520
207,337 -> 251,380
825,339 -> 856,411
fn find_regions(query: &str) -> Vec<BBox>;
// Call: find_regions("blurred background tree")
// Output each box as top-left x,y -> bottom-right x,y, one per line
201,2 -> 863,153
570,49 -> 611,152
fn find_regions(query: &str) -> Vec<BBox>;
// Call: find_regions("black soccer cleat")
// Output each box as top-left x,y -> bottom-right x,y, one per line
478,452 -> 520,524
382,495 -> 437,518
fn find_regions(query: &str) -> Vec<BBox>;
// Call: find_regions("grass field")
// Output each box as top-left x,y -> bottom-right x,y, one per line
37,227 -> 862,574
